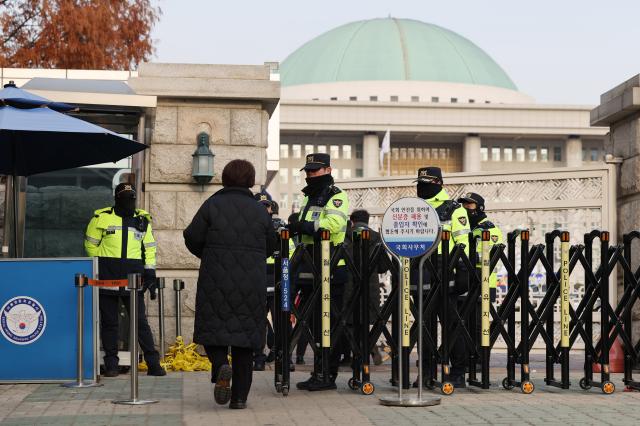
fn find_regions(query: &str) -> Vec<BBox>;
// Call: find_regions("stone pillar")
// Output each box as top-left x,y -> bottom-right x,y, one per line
463,134 -> 481,172
363,132 -> 380,178
591,74 -> 640,351
566,135 -> 583,168
128,63 -> 280,349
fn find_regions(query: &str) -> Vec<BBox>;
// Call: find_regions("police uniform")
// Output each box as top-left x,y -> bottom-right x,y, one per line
414,167 -> 470,387
290,153 -> 349,391
84,183 -> 164,376
458,192 -> 503,301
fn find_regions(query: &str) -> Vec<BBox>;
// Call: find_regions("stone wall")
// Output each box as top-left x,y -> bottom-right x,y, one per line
591,74 -> 640,342
129,63 -> 279,350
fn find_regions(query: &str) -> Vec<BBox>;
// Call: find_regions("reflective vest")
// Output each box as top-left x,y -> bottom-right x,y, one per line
299,185 -> 349,265
426,189 -> 471,256
472,218 -> 503,289
84,207 -> 157,270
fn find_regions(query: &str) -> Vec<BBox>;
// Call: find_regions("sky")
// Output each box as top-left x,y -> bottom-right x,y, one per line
151,0 -> 640,105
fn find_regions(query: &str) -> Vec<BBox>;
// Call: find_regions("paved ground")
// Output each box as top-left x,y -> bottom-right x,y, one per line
1,356 -> 639,426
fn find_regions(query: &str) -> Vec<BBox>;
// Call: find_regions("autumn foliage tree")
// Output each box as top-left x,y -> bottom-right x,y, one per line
0,0 -> 160,70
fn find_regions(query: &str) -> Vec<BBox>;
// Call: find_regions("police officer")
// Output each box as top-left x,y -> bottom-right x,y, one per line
84,183 -> 165,377
288,152 -> 349,391
457,192 -> 503,302
253,192 -> 294,372
414,166 -> 470,388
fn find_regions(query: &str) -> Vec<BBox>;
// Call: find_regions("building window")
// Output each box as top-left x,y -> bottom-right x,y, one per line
451,97 -> 458,103
390,95 -> 399,102
292,144 -> 301,158
516,147 -> 525,162
407,148 -> 415,159
355,144 -> 363,159
330,97 -> 337,101
469,99 -> 475,103
480,147 -> 488,162
540,147 -> 549,162
554,147 -> 562,162
292,168 -> 301,185
355,168 -> 363,177
491,147 -> 500,162
280,144 -> 288,159
305,144 -> 314,156
342,169 -> 352,179
504,147 -> 513,162
317,145 -> 327,154
349,96 -> 357,101
485,100 -> 491,104
411,96 -> 419,102
431,97 -> 439,103
582,148 -> 587,162
343,145 -> 352,159
369,96 -> 378,101
416,148 -> 423,160
424,148 -> 431,160
279,168 -> 288,184
529,147 -> 537,162
400,148 -> 407,160
280,194 -> 288,211
330,145 -> 340,158
431,148 -> 439,160
590,148 -> 599,162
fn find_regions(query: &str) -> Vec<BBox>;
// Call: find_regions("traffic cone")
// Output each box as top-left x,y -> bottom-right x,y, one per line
593,337 -> 625,373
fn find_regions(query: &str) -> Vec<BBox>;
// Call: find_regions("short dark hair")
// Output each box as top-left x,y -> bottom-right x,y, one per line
221,159 -> 256,188
350,209 -> 370,224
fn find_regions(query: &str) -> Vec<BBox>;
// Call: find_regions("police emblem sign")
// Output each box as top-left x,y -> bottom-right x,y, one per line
381,197 -> 441,259
0,296 -> 47,345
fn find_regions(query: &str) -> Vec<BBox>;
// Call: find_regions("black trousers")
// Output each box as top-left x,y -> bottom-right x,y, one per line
205,345 -> 253,402
254,294 -> 275,361
99,291 -> 159,370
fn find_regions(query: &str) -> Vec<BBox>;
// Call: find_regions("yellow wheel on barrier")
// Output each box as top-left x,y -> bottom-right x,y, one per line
602,381 -> 615,395
441,382 -> 455,395
521,381 -> 535,394
361,382 -> 375,395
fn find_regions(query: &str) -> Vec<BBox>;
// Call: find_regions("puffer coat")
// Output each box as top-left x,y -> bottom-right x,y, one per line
184,187 -> 275,349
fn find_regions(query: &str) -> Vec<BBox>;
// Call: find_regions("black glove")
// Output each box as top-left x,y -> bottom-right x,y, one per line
143,269 -> 157,300
288,220 -> 315,236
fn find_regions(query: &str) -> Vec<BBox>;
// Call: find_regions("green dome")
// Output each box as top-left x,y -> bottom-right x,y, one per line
281,18 -> 517,91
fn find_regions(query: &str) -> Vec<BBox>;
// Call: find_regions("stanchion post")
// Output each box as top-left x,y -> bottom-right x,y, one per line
280,228 -> 291,395
173,279 -> 185,338
559,232 -> 571,387
113,273 -> 158,405
320,229 -> 331,384
157,277 -> 166,360
62,273 -> 102,388
480,230 -> 491,389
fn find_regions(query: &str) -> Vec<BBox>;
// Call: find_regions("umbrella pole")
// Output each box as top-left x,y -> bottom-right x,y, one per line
12,175 -> 19,258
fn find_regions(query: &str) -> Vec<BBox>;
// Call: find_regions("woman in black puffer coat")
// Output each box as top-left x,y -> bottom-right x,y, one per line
184,159 -> 275,409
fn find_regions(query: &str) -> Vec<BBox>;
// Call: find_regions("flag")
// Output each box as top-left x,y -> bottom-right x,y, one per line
380,129 -> 390,169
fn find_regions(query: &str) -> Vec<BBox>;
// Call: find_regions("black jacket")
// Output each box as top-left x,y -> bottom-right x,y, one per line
184,187 -> 276,349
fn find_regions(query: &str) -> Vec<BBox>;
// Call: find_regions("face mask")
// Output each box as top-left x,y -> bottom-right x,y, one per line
114,197 -> 136,217
304,173 -> 334,190
466,209 -> 486,228
417,182 -> 441,200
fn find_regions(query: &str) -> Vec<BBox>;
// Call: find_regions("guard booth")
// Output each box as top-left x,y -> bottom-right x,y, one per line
0,258 -> 98,383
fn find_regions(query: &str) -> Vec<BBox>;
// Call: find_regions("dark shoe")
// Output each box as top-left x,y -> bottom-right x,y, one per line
295,355 -> 305,365
265,351 -> 275,363
449,375 -> 466,388
296,374 -> 318,390
229,400 -> 246,409
307,375 -> 337,391
253,360 -> 265,371
289,362 -> 295,372
214,365 -> 233,405
147,364 -> 167,376
103,369 -> 119,378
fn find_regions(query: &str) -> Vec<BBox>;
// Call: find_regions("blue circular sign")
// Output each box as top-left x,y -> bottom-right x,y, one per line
381,197 -> 441,258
